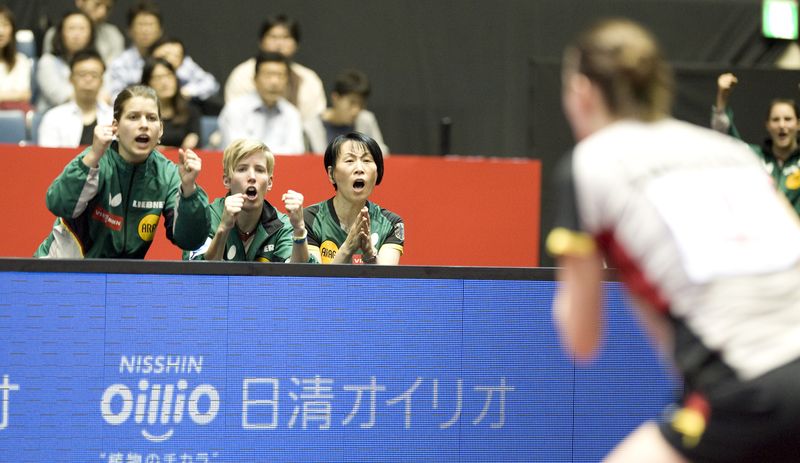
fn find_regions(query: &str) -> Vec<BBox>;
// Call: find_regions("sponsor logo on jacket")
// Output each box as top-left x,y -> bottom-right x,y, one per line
138,214 -> 160,242
132,200 -> 166,209
92,205 -> 123,231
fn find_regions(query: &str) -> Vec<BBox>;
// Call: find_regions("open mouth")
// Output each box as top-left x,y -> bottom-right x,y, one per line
245,186 -> 259,200
353,179 -> 366,191
134,134 -> 151,144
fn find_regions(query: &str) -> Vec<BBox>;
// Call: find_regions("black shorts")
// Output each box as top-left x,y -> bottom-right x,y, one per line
659,356 -> 800,463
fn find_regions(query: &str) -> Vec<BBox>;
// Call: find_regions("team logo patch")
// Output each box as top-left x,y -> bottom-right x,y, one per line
320,240 -> 339,264
394,223 -> 405,241
92,205 -> 123,231
786,170 -> 800,190
109,193 -> 122,207
137,214 -> 160,242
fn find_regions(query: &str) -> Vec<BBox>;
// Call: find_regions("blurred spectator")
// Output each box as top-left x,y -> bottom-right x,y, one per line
0,6 -> 32,111
219,51 -> 304,154
37,9 -> 94,112
711,72 -> 800,216
107,0 -> 162,99
38,49 -> 111,147
43,0 -> 124,65
304,69 -> 388,154
149,36 -> 220,115
141,56 -> 199,150
224,14 -> 325,120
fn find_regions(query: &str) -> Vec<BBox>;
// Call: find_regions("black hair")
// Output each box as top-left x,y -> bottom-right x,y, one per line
126,0 -> 161,28
51,9 -> 95,59
333,69 -> 371,98
69,48 -> 105,72
147,35 -> 184,57
259,14 -> 300,43
324,132 -> 384,190
254,50 -> 289,77
0,6 -> 17,70
766,99 -> 800,121
141,57 -> 189,124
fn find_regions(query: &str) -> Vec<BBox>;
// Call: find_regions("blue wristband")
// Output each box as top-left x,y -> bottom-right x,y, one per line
293,230 -> 307,244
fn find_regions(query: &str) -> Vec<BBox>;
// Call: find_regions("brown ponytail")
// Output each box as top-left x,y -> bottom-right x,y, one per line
567,18 -> 673,121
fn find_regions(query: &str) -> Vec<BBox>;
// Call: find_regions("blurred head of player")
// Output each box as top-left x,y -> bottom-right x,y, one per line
561,18 -> 673,141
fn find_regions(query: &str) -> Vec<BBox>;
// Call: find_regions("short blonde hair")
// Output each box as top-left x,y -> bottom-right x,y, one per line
222,138 -> 275,180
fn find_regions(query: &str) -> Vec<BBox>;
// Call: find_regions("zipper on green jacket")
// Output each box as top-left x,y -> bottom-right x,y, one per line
122,165 -> 137,255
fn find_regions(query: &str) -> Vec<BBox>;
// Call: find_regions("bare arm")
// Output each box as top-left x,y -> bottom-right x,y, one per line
376,246 -> 401,265
202,225 -> 231,261
715,72 -> 737,111
553,250 -> 605,363
203,194 -> 243,261
711,73 -> 737,133
282,190 -> 310,263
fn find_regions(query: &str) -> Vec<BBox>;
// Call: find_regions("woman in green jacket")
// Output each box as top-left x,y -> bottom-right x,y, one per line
35,84 -> 209,258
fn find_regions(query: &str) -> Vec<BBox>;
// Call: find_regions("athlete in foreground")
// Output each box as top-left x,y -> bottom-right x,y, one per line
549,18 -> 800,463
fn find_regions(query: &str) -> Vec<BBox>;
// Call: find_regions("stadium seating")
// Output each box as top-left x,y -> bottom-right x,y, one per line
0,110 -> 28,144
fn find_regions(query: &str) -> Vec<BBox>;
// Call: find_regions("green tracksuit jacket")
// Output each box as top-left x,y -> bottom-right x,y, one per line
184,197 -> 296,262
35,142 -> 209,258
714,107 -> 800,216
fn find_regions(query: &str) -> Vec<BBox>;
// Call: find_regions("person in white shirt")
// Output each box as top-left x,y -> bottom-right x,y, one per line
0,5 -> 32,111
39,49 -> 112,147
550,18 -> 800,463
224,14 -> 325,121
219,51 -> 304,154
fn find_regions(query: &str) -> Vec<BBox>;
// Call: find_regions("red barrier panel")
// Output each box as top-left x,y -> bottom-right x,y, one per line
3,145 -> 540,266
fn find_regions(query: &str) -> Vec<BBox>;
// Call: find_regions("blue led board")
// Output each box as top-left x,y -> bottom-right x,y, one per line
0,269 -> 676,462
